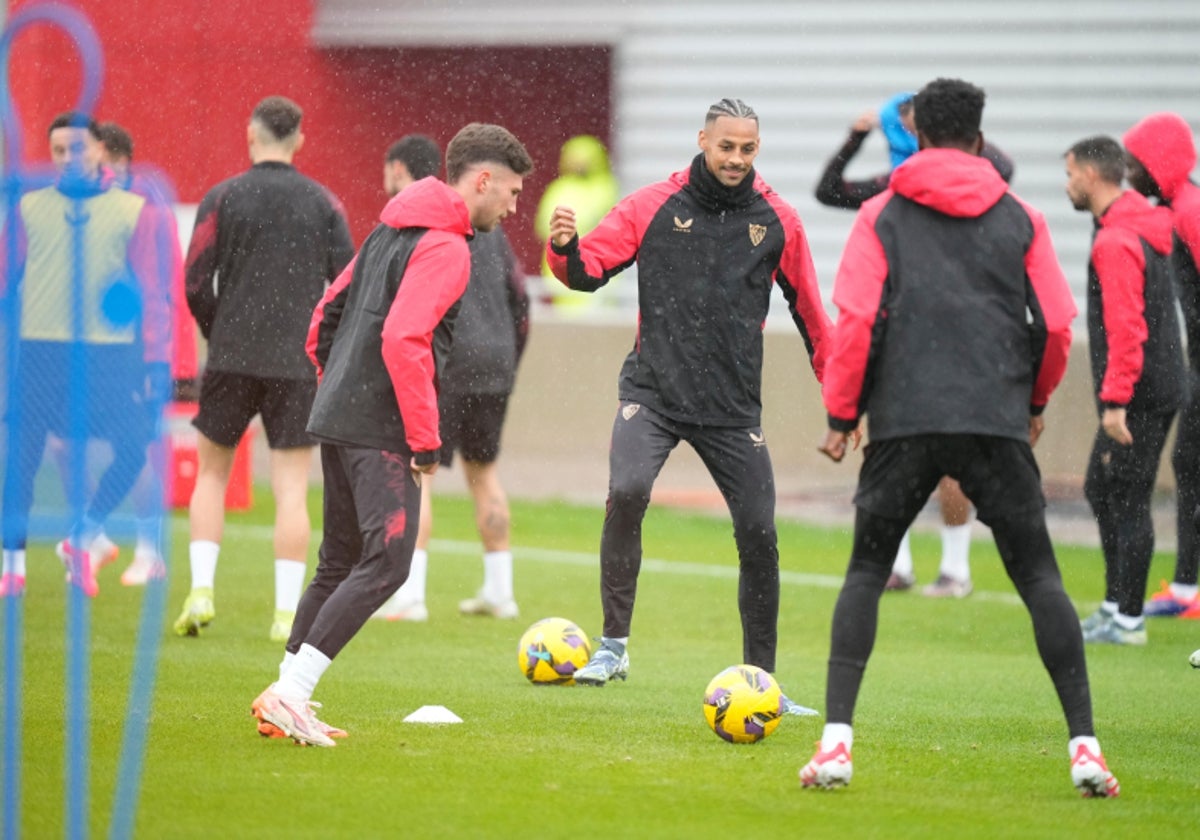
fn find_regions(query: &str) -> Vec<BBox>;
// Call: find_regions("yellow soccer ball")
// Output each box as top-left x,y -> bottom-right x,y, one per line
702,664 -> 784,743
517,617 -> 592,685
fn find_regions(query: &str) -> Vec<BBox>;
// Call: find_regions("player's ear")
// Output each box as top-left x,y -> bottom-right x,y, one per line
697,129 -> 707,150
475,167 -> 492,194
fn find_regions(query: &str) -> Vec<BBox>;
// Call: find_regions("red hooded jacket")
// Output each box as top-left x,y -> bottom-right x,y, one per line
1085,190 -> 1184,412
1124,112 -> 1200,375
824,148 -> 1076,442
306,178 -> 472,460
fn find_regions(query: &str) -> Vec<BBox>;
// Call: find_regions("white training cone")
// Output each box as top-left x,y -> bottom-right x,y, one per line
403,705 -> 463,724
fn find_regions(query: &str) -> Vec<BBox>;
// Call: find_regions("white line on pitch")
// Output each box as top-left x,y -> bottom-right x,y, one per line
209,522 -> 1024,606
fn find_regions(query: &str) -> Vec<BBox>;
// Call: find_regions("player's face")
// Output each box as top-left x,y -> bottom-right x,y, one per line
1125,154 -> 1160,199
698,116 -> 759,187
49,127 -> 102,178
1064,153 -> 1093,212
384,160 -> 413,198
471,165 -> 524,232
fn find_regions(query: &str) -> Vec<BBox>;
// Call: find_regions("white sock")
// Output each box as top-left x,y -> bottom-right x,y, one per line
600,636 -> 628,653
276,643 -> 330,702
891,531 -> 913,578
275,559 -> 307,612
1069,735 -> 1100,758
1113,611 -> 1143,630
189,540 -> 219,590
135,517 -> 160,557
76,516 -> 102,549
821,722 -> 853,752
394,548 -> 427,603
482,550 -> 513,603
1170,582 -> 1199,601
2,549 -> 26,578
279,650 -> 295,682
1100,600 -> 1118,616
938,520 -> 973,581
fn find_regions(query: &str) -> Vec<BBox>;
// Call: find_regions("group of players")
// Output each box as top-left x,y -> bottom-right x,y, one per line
7,75 -> 1200,797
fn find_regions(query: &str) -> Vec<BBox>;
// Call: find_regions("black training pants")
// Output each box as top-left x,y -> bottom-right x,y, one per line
1171,390 -> 1200,586
287,443 -> 421,659
825,434 -> 1095,739
599,402 -> 779,671
1084,410 -> 1174,617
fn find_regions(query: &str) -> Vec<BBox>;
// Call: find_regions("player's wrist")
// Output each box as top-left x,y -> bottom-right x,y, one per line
550,234 -> 579,256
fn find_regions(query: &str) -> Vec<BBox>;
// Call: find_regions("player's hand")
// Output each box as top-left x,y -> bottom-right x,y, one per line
549,206 -> 577,247
818,429 -> 850,463
1028,414 -> 1045,448
851,110 -> 878,133
1102,406 -> 1133,445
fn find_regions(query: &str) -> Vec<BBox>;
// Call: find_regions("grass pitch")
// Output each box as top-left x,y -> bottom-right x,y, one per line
4,492 -> 1199,838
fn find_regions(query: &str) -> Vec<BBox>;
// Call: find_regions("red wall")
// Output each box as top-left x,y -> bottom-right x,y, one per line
5,0 -> 613,271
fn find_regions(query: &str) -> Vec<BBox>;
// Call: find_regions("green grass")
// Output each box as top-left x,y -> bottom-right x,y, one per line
4,491 -> 1200,838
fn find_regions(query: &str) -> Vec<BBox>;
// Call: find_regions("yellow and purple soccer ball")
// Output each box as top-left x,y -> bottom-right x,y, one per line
517,617 -> 592,685
702,664 -> 785,743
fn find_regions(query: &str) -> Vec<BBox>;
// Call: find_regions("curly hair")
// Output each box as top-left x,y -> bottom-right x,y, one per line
913,78 -> 985,147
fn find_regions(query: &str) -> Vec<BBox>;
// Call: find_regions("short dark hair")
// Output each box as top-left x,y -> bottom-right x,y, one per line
913,78 -> 985,147
1067,135 -> 1125,185
705,97 -> 758,126
48,111 -> 100,139
386,135 -> 442,181
97,122 -> 134,161
251,96 -> 303,141
445,123 -> 533,183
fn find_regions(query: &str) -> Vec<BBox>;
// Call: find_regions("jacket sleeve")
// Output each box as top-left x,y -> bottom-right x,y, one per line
546,188 -> 649,292
307,253 -> 358,380
823,198 -> 890,430
184,188 -> 220,338
380,233 -> 471,457
1093,229 -> 1148,406
814,129 -> 889,210
127,204 -> 172,365
772,206 -> 832,382
1021,204 -> 1076,412
502,235 -> 530,365
326,197 -> 356,282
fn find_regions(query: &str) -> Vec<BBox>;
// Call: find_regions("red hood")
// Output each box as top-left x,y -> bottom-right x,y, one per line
379,176 -> 473,236
1099,190 -> 1174,255
1123,112 -> 1196,203
888,148 -> 1010,218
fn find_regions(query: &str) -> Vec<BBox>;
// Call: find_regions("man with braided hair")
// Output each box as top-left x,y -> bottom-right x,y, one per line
547,97 -> 831,688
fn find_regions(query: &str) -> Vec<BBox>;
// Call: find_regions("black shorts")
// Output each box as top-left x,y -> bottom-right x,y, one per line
193,370 -> 317,449
854,433 -> 1044,526
438,391 -> 509,468
15,341 -> 154,445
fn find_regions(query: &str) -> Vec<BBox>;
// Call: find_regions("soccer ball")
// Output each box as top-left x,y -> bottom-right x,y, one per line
1190,648 -> 1200,669
702,664 -> 784,743
517,617 -> 592,685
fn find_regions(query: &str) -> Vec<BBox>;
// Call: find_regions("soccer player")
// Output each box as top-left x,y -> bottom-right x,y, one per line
85,121 -> 197,585
546,98 -> 832,686
814,90 -> 1016,599
802,78 -> 1119,797
371,135 -> 530,622
175,96 -> 355,641
251,123 -> 533,746
1122,113 -> 1200,620
0,112 -> 170,598
1066,135 -> 1185,645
